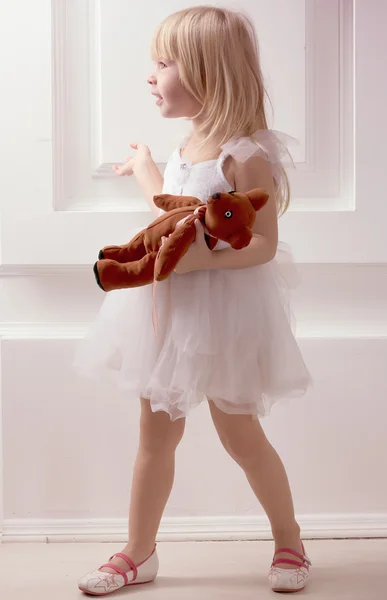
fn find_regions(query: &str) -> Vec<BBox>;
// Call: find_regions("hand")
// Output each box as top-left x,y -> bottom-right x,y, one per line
112,143 -> 152,176
174,220 -> 213,274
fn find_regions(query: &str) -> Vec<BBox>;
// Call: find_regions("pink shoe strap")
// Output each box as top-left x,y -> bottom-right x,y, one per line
273,545 -> 312,568
99,553 -> 138,584
100,563 -> 130,586
272,558 -> 306,569
111,553 -> 138,581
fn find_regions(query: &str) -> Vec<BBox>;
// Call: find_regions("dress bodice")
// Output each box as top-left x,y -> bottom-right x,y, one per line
162,129 -> 294,201
161,130 -> 295,250
162,147 -> 232,201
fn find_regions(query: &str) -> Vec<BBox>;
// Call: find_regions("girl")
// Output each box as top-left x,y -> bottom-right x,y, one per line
76,6 -> 312,596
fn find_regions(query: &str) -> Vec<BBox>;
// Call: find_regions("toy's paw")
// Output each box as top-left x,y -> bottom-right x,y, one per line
93,261 -> 106,291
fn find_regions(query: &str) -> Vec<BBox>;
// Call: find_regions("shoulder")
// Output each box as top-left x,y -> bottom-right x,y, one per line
225,154 -> 274,194
221,129 -> 295,172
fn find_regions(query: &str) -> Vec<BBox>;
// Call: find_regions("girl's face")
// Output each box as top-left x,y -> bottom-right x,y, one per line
148,60 -> 202,119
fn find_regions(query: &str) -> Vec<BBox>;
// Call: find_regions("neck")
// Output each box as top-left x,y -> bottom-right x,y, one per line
188,120 -> 220,161
190,119 -> 207,144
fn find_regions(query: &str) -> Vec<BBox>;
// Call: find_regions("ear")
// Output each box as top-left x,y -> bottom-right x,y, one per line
153,194 -> 202,212
245,188 -> 269,212
227,227 -> 252,250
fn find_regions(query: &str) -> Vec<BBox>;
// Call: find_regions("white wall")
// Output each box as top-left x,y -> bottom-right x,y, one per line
1,0 -> 386,543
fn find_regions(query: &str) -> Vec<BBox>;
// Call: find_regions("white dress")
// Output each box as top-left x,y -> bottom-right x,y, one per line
74,131 -> 311,421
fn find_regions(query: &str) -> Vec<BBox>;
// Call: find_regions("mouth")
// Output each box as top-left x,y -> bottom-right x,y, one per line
152,93 -> 163,106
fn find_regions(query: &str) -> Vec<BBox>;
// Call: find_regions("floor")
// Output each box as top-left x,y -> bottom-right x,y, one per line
0,539 -> 385,599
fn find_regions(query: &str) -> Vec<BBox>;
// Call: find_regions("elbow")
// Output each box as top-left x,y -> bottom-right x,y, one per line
253,235 -> 277,264
266,242 -> 278,263
258,248 -> 276,266
265,230 -> 278,263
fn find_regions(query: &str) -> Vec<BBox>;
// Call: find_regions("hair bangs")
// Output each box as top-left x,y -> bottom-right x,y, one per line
151,15 -> 180,62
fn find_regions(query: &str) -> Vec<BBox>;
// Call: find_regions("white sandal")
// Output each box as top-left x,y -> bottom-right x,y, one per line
78,547 -> 159,596
268,543 -> 312,593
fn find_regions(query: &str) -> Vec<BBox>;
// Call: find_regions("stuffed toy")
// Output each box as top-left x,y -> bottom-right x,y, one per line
94,188 -> 269,292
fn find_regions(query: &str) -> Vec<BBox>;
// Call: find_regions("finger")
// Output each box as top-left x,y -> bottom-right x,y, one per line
129,143 -> 138,150
194,219 -> 205,242
116,166 -> 130,176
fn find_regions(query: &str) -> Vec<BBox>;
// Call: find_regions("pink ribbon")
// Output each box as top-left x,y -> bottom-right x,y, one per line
152,279 -> 159,338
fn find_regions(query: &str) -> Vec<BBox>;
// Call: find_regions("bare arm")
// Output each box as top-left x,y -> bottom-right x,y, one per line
113,143 -> 163,217
133,158 -> 164,217
208,155 -> 279,269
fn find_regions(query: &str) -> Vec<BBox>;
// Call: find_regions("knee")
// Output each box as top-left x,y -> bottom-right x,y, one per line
219,430 -> 253,466
217,423 -> 268,469
209,402 -> 268,468
139,412 -> 185,455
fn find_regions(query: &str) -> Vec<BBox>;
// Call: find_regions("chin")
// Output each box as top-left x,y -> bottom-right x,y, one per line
160,107 -> 187,119
159,102 -> 194,119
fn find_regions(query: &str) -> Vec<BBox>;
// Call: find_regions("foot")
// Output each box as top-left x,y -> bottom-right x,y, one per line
273,540 -> 304,570
268,542 -> 311,593
99,545 -> 153,575
78,546 -> 158,596
272,526 -> 305,571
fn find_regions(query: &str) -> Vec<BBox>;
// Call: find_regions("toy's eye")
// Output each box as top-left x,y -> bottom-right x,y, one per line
225,210 -> 233,219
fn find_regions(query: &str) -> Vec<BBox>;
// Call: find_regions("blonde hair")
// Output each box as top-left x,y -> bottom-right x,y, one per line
151,6 -> 290,215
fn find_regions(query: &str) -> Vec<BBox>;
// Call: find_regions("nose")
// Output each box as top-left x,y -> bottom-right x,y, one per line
147,73 -> 157,86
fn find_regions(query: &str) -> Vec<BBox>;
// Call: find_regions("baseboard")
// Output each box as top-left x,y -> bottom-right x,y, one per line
2,513 -> 387,543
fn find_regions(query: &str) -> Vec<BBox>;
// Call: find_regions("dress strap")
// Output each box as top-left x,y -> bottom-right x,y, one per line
220,129 -> 297,196
221,129 -> 297,166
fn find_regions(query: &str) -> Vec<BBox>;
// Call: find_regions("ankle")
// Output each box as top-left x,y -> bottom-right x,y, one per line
123,542 -> 155,564
272,523 -> 301,549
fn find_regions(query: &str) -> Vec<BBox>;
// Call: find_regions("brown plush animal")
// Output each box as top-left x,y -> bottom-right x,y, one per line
94,188 -> 269,292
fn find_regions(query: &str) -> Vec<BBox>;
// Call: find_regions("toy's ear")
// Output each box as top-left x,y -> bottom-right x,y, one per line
153,194 -> 202,212
245,188 -> 269,212
227,227 -> 252,250
194,205 -> 207,222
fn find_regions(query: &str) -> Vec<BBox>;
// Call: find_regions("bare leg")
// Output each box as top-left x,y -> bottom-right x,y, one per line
209,401 -> 303,568
101,398 -> 185,573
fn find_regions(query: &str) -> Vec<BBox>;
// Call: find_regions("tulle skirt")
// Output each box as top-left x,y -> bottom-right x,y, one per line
74,245 -> 311,421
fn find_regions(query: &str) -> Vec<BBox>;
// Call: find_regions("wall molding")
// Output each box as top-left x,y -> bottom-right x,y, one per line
51,0 -> 354,211
0,321 -> 386,341
0,342 -> 3,543
296,0 -> 354,209
2,513 -> 386,543
0,323 -> 88,340
339,0 -> 355,208
1,261 -> 385,277
51,0 -> 67,210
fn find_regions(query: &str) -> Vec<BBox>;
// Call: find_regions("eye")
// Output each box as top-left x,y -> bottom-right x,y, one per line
224,210 -> 233,219
229,190 -> 236,195
158,61 -> 167,69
